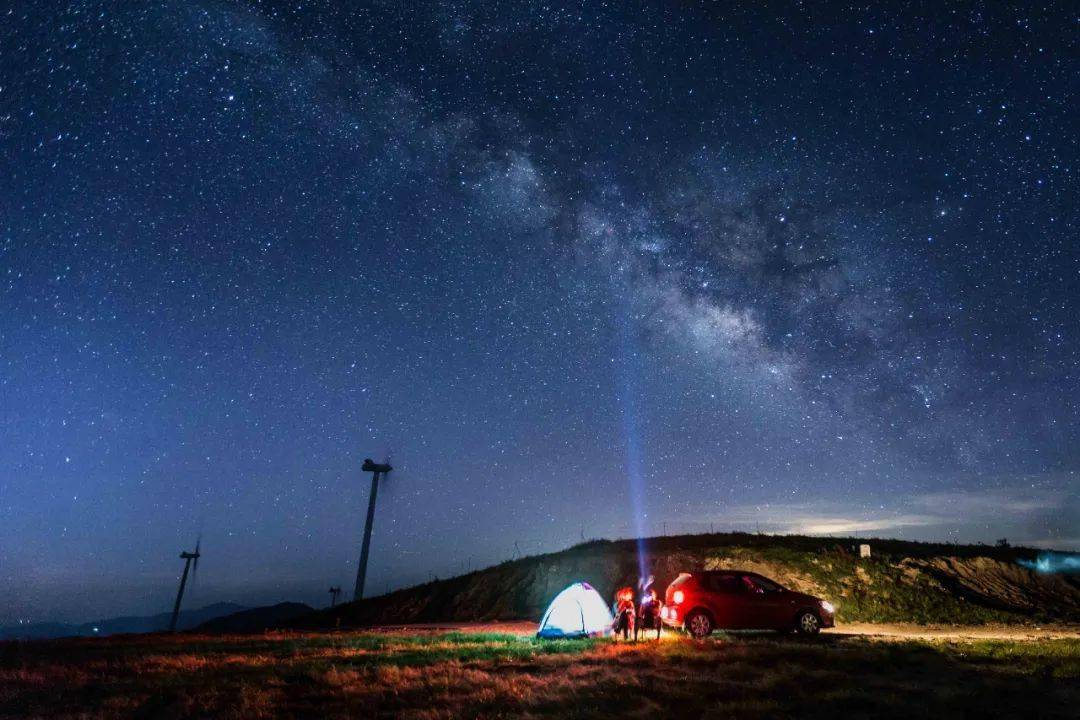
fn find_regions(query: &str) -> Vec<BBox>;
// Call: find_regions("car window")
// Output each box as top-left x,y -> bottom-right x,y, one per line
704,574 -> 743,594
740,575 -> 764,594
743,575 -> 783,593
750,575 -> 783,592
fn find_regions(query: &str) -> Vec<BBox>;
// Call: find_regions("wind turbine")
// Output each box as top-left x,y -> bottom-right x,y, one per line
168,538 -> 201,632
354,457 -> 391,601
328,586 -> 342,608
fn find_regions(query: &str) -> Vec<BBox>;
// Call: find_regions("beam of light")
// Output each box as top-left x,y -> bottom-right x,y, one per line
1017,552 -> 1080,574
617,293 -> 648,582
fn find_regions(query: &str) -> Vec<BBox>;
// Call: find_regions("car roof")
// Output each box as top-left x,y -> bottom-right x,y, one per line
688,570 -> 779,581
697,569 -> 753,575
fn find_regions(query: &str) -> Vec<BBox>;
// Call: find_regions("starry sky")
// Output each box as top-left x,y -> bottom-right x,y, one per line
2,1 -> 1077,624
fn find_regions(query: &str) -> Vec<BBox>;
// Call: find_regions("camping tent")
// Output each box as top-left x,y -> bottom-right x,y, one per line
536,582 -> 613,638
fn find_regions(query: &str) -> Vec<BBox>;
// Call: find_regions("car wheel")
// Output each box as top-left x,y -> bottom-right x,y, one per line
795,611 -> 821,635
685,610 -> 713,639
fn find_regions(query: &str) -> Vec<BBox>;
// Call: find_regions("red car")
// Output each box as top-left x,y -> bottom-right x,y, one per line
661,570 -> 835,638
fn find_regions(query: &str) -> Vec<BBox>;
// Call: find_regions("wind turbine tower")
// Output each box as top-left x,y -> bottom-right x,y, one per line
354,458 -> 391,601
168,539 -> 201,632
328,586 -> 342,608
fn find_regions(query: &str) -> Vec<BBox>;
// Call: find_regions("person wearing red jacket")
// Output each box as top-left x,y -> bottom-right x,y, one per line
613,586 -> 636,640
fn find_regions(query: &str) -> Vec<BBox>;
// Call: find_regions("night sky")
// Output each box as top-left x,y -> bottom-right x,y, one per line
2,2 -> 1077,624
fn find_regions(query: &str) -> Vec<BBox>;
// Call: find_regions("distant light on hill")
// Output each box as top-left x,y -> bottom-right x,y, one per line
1019,553 -> 1080,574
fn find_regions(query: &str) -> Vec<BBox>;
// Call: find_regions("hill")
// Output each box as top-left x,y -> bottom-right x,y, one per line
0,602 -> 247,640
195,602 -> 314,634
296,533 -> 1080,629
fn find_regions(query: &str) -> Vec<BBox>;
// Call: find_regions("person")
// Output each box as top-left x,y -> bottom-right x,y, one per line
613,586 -> 636,641
636,582 -> 662,640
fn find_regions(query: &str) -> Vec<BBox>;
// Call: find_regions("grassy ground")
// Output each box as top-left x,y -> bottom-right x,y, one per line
1,629 -> 1077,719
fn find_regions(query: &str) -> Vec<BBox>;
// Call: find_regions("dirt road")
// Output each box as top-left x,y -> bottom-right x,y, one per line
829,621 -> 1080,641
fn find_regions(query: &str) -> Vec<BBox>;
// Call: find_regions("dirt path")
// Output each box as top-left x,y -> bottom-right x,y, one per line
829,621 -> 1080,641
363,619 -> 1080,641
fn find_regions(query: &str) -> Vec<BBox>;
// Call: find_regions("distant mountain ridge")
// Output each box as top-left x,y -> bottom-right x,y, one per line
196,602 -> 315,633
0,602 -> 246,641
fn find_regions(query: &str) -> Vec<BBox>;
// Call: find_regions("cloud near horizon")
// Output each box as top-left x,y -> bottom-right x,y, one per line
680,484 -> 1077,550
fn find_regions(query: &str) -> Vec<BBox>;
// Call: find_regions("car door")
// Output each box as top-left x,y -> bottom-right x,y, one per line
740,574 -> 791,629
704,573 -> 752,628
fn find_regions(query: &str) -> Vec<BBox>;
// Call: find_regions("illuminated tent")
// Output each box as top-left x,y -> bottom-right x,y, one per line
536,582 -> 613,638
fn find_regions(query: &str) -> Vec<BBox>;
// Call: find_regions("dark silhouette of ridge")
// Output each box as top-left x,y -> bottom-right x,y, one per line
196,602 -> 315,634
0,602 -> 247,641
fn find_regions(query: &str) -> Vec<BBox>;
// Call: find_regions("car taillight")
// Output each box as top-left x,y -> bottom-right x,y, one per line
673,590 -> 685,604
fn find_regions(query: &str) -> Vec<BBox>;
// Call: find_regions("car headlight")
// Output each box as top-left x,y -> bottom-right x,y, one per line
820,600 -> 835,614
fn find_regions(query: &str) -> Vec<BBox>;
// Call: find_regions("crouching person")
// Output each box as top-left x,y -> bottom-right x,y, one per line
613,587 -> 636,641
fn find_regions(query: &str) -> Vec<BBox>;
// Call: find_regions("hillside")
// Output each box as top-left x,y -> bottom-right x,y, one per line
296,533 -> 1080,629
195,602 -> 314,634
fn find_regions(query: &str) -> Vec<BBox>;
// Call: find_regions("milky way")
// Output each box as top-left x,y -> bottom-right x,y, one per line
1,2 -> 1076,622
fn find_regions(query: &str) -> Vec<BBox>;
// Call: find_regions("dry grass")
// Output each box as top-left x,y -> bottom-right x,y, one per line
1,629 -> 1077,719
